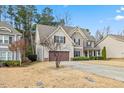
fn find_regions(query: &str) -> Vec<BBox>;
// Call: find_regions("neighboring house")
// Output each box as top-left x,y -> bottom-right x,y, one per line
0,22 -> 22,61
96,35 -> 124,58
35,24 -> 100,61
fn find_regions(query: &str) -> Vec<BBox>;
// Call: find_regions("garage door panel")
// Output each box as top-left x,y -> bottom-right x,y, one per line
49,51 -> 69,61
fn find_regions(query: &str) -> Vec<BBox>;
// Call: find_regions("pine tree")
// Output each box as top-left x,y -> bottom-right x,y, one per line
102,46 -> 106,60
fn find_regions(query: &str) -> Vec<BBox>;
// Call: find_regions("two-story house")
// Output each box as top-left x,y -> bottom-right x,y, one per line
0,22 -> 22,61
35,24 -> 100,61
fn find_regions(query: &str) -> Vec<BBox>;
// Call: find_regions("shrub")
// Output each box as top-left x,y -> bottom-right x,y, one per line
73,56 -> 89,61
102,46 -> 106,60
28,55 -> 37,62
5,60 -> 20,67
89,56 -> 97,60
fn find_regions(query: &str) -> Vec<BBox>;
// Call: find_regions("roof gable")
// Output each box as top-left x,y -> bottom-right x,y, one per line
96,35 -> 124,47
37,24 -> 95,43
0,22 -> 22,35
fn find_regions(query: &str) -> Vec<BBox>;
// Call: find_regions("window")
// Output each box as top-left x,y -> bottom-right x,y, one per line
0,51 -> 12,60
54,36 -> 65,43
9,36 -> 13,44
4,35 -> 9,44
0,35 -> 3,44
74,38 -> 80,45
87,41 -> 91,46
0,51 -> 6,60
98,50 -> 100,56
8,51 -> 12,60
74,51 -> 80,57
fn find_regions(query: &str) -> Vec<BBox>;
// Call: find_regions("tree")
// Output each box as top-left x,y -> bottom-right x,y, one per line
41,38 -> 62,68
39,7 -> 54,25
102,46 -> 106,60
95,26 -> 111,41
55,11 -> 71,26
7,5 -> 15,25
8,39 -> 28,65
0,6 -> 5,21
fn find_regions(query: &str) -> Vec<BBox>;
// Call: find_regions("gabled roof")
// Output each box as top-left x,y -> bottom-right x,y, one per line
109,34 -> 124,42
0,21 -> 22,35
96,34 -> 124,46
37,24 -> 95,42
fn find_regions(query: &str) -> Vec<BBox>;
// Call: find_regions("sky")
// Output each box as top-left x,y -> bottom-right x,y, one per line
36,5 -> 124,36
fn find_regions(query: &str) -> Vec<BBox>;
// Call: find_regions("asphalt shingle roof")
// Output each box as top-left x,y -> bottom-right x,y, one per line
37,24 -> 95,42
0,21 -> 22,35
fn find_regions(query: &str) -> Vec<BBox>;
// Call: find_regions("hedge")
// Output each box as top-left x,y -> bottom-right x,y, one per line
72,56 -> 103,61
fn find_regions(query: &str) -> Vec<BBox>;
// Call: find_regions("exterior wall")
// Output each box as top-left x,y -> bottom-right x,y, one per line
96,36 -> 124,58
71,31 -> 84,47
71,30 -> 85,56
0,34 -> 21,60
35,26 -> 44,61
42,28 -> 74,61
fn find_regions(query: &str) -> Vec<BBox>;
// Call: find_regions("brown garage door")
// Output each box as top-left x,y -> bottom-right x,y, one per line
49,51 -> 69,61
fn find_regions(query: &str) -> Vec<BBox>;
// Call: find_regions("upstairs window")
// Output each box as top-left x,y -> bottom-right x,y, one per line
9,36 -> 13,44
0,35 -> 3,44
74,38 -> 80,45
0,35 -> 13,44
54,36 -> 65,43
4,35 -> 9,44
87,41 -> 91,46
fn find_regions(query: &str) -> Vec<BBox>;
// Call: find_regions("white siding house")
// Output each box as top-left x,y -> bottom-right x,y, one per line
0,22 -> 22,61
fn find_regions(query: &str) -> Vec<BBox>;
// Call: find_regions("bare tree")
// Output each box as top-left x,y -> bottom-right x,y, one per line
55,11 -> 71,26
41,38 -> 63,68
95,26 -> 111,41
8,39 -> 28,65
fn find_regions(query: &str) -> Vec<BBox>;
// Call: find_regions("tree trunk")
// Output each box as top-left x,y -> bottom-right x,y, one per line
55,61 -> 60,68
30,32 -> 35,54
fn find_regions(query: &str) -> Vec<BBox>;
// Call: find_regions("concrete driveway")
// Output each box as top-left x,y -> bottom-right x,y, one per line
62,62 -> 124,82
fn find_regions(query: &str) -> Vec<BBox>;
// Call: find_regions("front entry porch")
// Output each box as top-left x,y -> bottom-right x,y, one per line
84,47 -> 100,58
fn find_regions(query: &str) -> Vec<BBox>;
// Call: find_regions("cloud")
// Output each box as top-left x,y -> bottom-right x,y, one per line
116,6 -> 124,13
121,6 -> 124,11
116,10 -> 121,13
115,15 -> 124,21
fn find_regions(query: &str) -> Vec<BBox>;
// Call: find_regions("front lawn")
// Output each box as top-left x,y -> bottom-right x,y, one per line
0,62 -> 124,88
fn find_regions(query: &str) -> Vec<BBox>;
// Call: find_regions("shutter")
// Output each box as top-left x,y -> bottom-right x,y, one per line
78,39 -> 80,45
54,36 -> 56,43
64,36 -> 65,43
74,38 -> 75,43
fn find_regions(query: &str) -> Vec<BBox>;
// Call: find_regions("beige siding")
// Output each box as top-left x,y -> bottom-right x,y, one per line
97,36 -> 124,58
43,28 -> 74,60
35,26 -> 44,61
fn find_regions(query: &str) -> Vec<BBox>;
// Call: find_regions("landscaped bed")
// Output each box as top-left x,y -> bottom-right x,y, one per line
0,62 -> 124,88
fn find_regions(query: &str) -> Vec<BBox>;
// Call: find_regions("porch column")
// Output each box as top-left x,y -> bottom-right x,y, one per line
92,50 -> 94,56
96,51 -> 98,57
14,51 -> 16,60
87,50 -> 89,58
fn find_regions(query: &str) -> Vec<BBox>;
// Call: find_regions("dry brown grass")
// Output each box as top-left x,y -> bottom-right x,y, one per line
0,62 -> 124,88
80,59 -> 124,67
